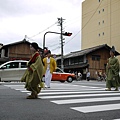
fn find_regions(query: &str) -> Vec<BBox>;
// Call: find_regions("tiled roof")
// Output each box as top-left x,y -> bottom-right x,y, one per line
56,44 -> 120,60
1,39 -> 30,48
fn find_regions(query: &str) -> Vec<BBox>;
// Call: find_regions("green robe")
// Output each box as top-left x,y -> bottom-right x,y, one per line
21,52 -> 44,93
106,56 -> 120,88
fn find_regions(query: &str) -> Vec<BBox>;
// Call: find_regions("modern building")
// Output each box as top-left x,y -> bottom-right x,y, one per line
82,0 -> 120,61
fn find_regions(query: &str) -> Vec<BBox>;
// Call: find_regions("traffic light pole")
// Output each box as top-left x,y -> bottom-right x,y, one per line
60,17 -> 64,71
43,17 -> 71,71
43,31 -> 61,49
43,31 -> 72,49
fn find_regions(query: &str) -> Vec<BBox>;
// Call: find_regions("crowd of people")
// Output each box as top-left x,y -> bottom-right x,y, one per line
21,42 -> 120,99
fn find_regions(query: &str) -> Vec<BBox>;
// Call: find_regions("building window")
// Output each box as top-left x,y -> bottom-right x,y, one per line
103,9 -> 104,12
99,22 -> 100,25
103,20 -> 104,23
98,0 -> 100,2
103,32 -> 104,35
99,10 -> 100,14
70,56 -> 84,65
92,55 -> 101,61
98,33 -> 100,36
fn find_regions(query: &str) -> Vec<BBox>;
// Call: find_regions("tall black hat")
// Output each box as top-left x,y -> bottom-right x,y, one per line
110,46 -> 115,54
31,42 -> 39,51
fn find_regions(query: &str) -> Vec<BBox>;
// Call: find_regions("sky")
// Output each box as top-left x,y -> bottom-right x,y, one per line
0,0 -> 84,55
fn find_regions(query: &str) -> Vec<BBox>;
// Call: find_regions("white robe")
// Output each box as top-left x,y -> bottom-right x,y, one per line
45,57 -> 52,87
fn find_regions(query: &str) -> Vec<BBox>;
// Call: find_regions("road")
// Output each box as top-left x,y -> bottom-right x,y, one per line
0,80 -> 120,120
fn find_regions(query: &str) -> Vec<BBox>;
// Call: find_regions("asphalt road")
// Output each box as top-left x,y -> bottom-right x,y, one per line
0,80 -> 120,120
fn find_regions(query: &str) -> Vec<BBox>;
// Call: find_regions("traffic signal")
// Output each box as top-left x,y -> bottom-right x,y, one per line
63,32 -> 72,36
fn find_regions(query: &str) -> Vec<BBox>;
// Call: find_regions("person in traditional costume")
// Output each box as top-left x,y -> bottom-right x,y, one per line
43,50 -> 57,88
105,46 -> 120,91
21,42 -> 44,99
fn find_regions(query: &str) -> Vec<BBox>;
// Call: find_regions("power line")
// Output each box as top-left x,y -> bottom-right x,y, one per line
64,0 -> 104,46
82,0 -> 119,19
64,16 -> 81,28
28,21 -> 58,38
51,46 -> 60,51
82,0 -> 103,31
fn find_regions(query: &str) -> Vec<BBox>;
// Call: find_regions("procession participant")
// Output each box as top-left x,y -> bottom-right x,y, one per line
21,42 -> 44,99
43,50 -> 57,88
105,46 -> 120,91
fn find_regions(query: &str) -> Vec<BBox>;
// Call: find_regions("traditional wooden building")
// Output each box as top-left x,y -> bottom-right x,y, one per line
56,44 -> 120,79
0,39 -> 31,64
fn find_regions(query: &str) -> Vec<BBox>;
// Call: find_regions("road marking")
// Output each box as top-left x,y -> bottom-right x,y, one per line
51,96 -> 120,104
71,103 -> 120,113
3,83 -> 120,115
39,91 -> 119,99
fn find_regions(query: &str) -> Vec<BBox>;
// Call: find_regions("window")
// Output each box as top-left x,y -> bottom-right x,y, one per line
98,10 -> 100,14
56,68 -> 63,73
70,56 -> 84,65
64,59 -> 69,66
103,9 -> 104,12
103,20 -> 104,23
98,0 -> 100,2
103,32 -> 104,35
92,55 -> 101,61
21,62 -> 27,68
3,62 -> 19,69
98,33 -> 100,36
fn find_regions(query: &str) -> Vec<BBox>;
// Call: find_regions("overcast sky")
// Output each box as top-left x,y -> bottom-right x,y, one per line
0,0 -> 84,55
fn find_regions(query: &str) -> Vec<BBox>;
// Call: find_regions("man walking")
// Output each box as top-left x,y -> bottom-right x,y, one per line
105,46 -> 120,91
43,50 -> 57,88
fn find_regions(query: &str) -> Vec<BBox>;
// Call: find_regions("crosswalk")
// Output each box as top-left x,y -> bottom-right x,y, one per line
4,83 -> 120,116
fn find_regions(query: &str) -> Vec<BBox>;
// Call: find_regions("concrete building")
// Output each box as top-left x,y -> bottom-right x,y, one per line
82,0 -> 120,61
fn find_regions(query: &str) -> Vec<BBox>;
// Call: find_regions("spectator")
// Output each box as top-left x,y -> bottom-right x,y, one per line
77,71 -> 82,80
86,71 -> 90,81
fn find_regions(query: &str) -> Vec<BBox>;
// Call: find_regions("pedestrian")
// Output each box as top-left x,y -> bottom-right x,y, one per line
43,50 -> 57,88
105,46 -> 120,91
86,71 -> 90,81
21,42 -> 44,99
77,71 -> 82,80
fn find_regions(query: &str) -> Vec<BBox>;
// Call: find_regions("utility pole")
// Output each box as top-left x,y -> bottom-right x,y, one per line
58,17 -> 65,71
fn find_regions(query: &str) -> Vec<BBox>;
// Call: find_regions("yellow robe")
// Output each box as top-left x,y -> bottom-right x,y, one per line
43,57 -> 57,74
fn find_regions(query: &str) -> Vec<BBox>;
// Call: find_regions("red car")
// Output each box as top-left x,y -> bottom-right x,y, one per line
51,67 -> 76,83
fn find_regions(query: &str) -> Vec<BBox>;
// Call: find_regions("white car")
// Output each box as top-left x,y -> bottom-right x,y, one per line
0,60 -> 28,82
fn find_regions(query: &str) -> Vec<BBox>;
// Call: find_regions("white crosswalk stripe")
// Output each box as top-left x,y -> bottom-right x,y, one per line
4,83 -> 120,116
71,104 -> 120,113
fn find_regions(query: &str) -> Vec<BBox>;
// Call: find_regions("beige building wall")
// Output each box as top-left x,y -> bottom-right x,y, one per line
82,0 -> 120,61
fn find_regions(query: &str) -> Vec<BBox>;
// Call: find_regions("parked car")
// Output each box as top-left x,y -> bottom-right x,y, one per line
0,60 -> 28,82
0,60 -> 76,82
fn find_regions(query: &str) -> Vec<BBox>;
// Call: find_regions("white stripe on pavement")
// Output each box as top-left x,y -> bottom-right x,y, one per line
39,91 -> 119,99
51,96 -> 120,104
21,89 -> 81,93
71,103 -> 120,113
